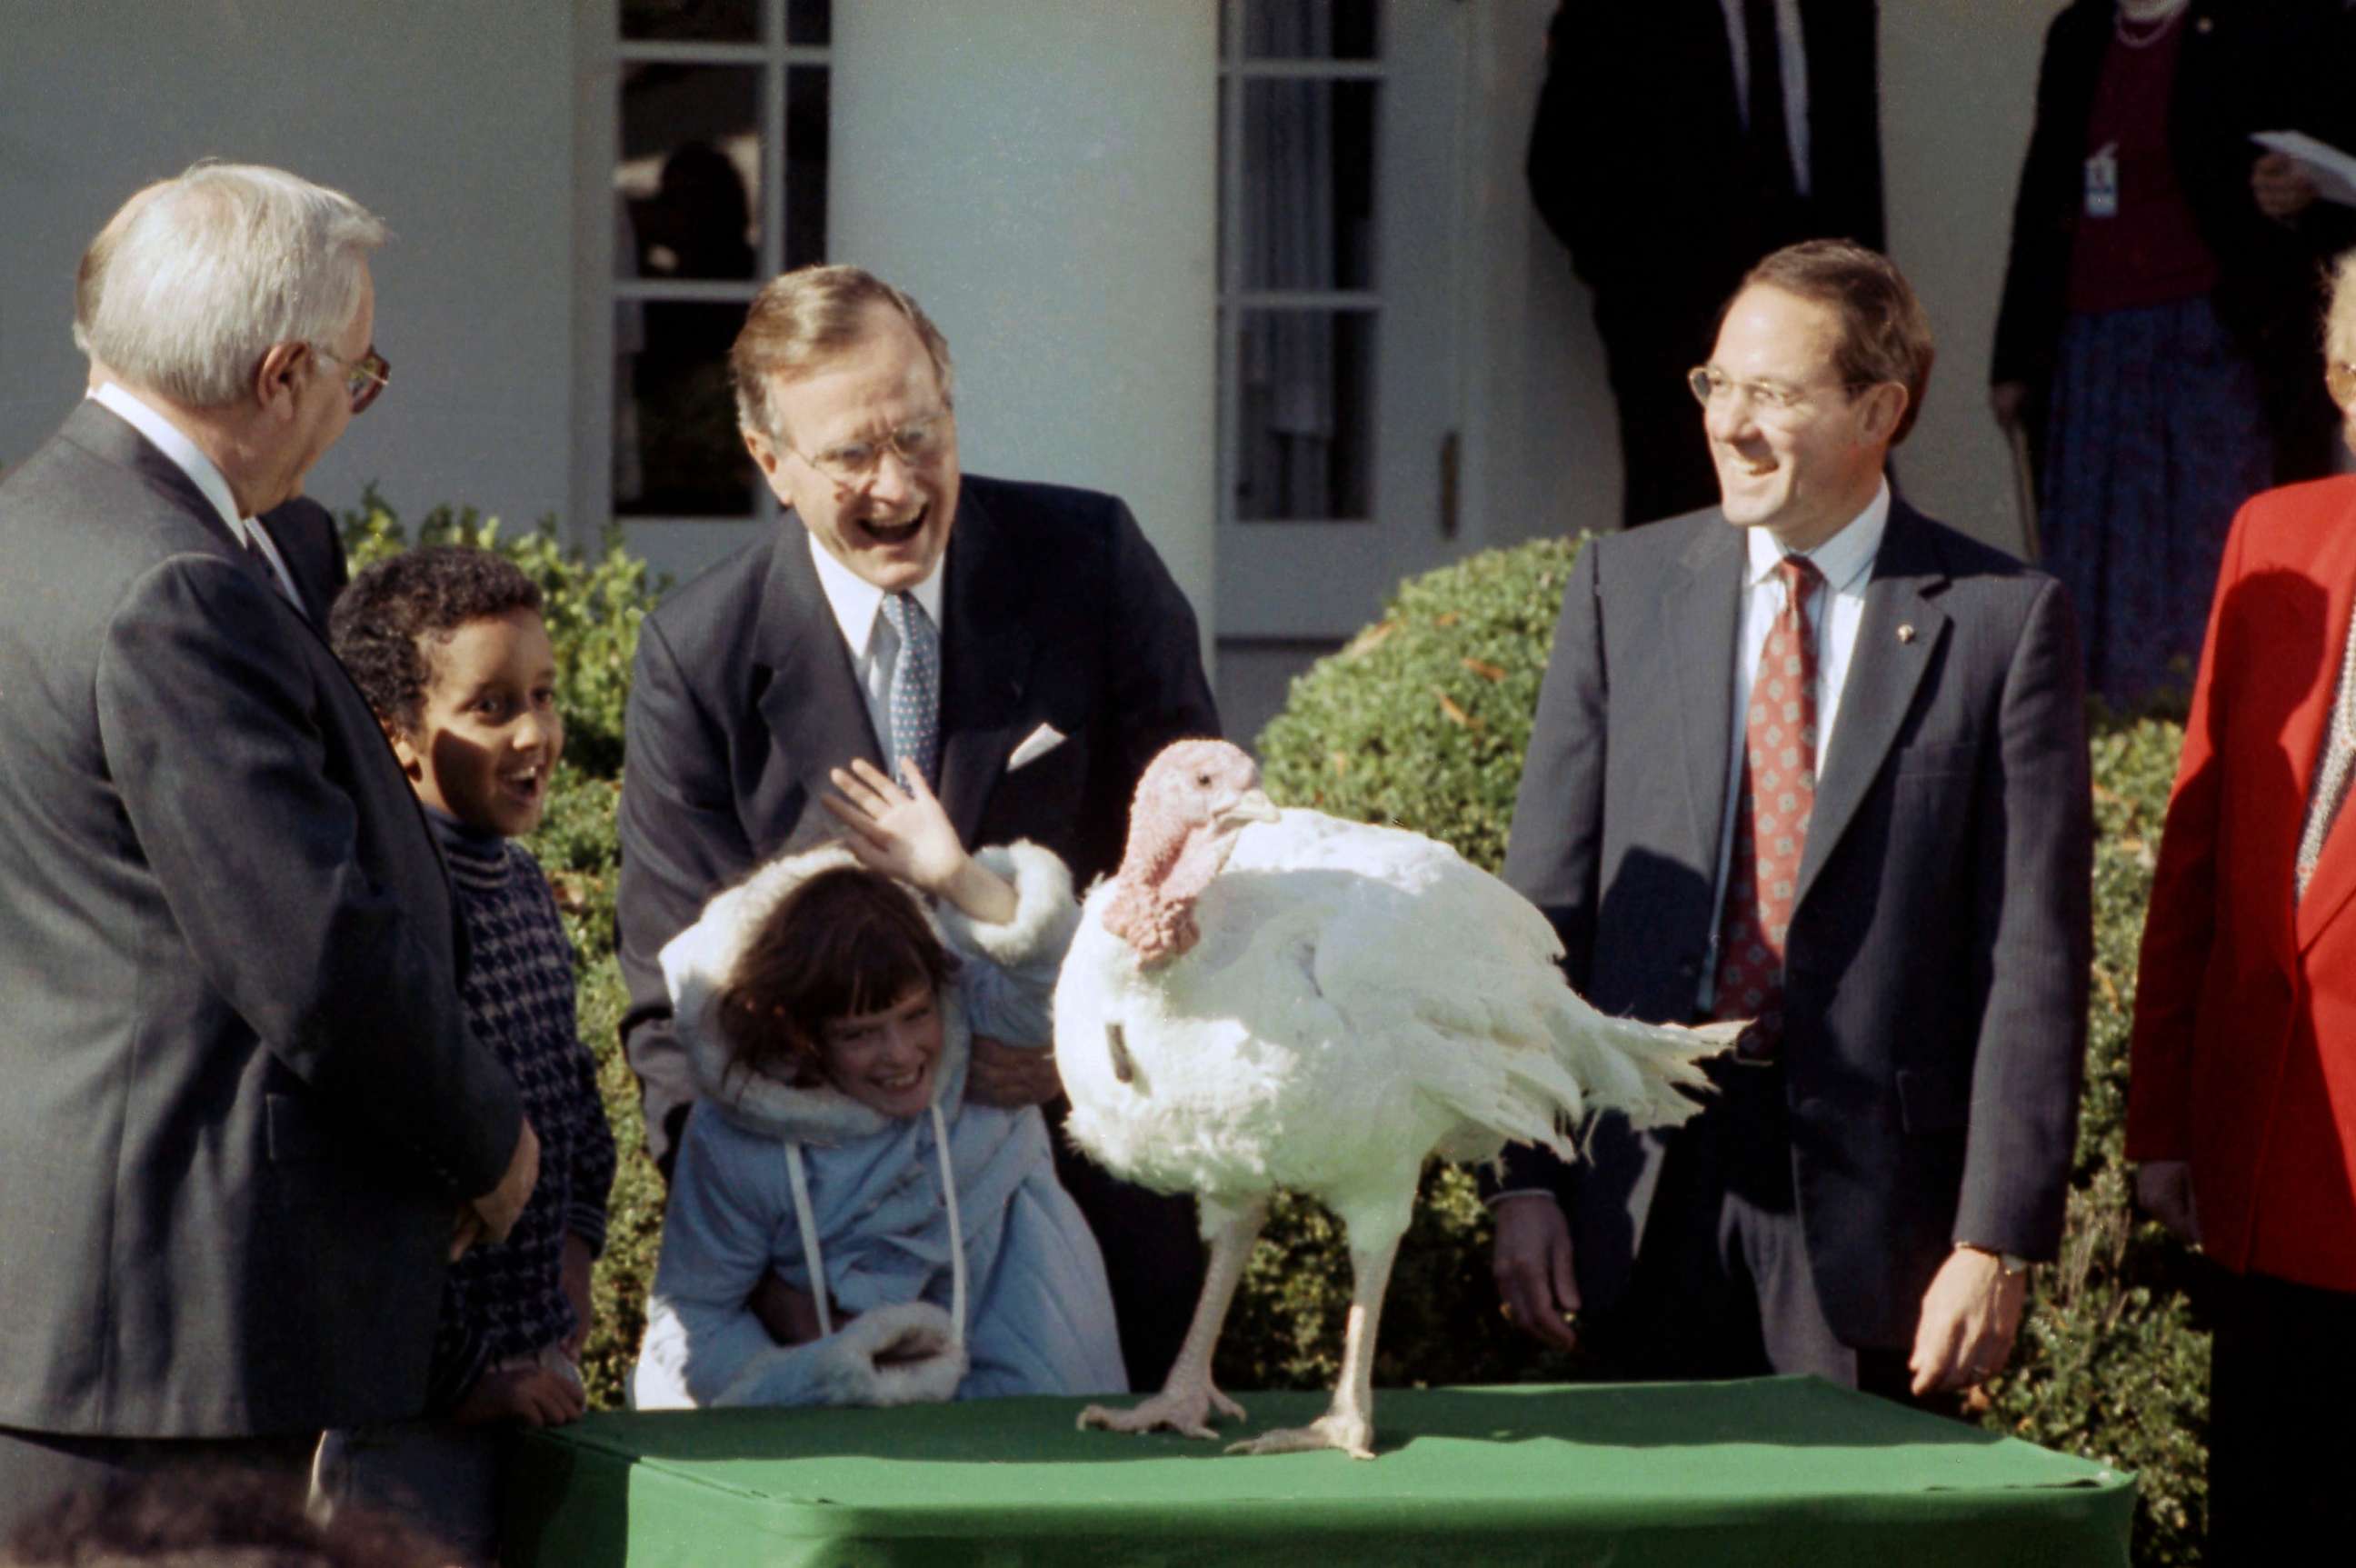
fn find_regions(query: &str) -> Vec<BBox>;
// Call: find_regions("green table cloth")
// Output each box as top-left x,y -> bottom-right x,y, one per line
506,1377 -> 2134,1567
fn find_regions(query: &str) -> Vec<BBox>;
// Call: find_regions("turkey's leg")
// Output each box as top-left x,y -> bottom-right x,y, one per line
1228,1229 -> 1400,1460
1078,1200 -> 1265,1439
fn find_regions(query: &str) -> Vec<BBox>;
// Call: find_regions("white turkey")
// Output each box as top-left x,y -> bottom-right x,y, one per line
1055,738 -> 1735,1458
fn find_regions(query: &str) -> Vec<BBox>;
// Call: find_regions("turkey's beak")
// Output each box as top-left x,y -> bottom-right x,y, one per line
1215,787 -> 1280,830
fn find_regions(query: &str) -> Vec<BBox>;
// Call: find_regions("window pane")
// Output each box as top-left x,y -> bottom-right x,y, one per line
1235,309 -> 1373,521
1239,79 -> 1375,292
622,0 -> 759,45
618,65 -> 762,283
1243,0 -> 1378,60
784,66 -> 831,271
618,302 -> 758,518
787,0 -> 832,45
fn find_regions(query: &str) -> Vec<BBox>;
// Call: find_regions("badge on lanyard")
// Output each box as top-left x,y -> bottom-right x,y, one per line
2084,141 -> 2120,219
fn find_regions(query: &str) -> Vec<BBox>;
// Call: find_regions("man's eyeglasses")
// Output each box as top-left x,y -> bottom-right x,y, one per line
1687,365 -> 1874,419
786,409 -> 952,486
2328,360 -> 2356,409
312,344 -> 391,414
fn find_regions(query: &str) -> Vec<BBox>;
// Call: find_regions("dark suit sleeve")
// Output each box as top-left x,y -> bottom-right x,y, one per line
615,612 -> 756,1179
1953,576 -> 2092,1260
1103,499 -> 1220,768
95,554 -> 522,1198
1991,9 -> 2083,391
1524,5 -> 1585,255
1492,540 -> 1611,1196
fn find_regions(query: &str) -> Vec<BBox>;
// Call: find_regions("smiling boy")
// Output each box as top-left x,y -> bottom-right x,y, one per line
316,546 -> 616,1558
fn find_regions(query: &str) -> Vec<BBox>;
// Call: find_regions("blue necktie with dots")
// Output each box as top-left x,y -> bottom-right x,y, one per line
879,592 -> 940,790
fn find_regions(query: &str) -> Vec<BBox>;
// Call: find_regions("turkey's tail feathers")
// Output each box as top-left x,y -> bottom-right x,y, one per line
1423,1008 -> 1732,1168
1564,1010 -> 1731,1133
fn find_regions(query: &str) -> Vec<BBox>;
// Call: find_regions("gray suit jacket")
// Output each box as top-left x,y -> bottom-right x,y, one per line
0,403 -> 524,1437
1498,502 -> 2092,1349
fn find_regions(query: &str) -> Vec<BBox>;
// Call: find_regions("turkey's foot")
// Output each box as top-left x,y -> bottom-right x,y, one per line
1077,1383 -> 1246,1442
1226,1409 -> 1375,1460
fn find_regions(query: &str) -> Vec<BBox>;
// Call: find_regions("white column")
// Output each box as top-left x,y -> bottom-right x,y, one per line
829,1 -> 1220,665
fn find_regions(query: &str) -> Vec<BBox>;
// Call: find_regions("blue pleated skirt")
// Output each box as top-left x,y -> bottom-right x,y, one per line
2040,294 -> 2272,707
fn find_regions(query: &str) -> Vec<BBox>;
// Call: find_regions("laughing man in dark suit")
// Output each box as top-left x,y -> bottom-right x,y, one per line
616,265 -> 1219,1390
1489,241 -> 2091,1405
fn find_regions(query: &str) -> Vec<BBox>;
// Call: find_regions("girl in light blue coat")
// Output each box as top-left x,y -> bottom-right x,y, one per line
632,761 -> 1126,1409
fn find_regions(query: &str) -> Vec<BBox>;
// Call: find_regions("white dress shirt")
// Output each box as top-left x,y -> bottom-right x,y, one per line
1719,0 -> 1812,197
805,530 -> 947,776
1697,477 -> 1891,1008
88,382 -> 303,612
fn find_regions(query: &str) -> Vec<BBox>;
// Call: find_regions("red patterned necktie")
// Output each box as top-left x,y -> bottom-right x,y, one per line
1712,554 -> 1823,1057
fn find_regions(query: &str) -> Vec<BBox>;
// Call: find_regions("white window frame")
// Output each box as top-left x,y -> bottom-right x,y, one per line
569,0 -> 830,542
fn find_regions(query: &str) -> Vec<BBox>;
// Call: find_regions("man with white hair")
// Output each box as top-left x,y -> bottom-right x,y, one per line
0,164 -> 538,1522
73,178 -> 350,625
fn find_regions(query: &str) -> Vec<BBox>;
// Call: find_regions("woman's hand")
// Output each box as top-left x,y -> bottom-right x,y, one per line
823,759 -> 1016,922
1989,381 -> 2030,432
2253,150 -> 2319,222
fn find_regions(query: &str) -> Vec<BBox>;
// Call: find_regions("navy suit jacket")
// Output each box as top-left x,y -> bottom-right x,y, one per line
1499,502 -> 2092,1349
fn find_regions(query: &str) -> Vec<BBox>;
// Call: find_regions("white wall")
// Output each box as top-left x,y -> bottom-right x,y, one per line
0,1 -> 576,532
1882,0 -> 2066,552
827,0 -> 1220,655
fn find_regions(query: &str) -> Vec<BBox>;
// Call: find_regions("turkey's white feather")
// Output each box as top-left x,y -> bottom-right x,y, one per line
1056,809 -> 1719,1246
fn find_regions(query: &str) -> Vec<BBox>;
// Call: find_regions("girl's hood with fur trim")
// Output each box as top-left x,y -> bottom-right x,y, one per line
657,839 -> 1077,1145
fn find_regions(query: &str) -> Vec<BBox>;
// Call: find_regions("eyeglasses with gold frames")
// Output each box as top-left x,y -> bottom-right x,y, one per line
1687,365 -> 1877,420
311,343 -> 391,414
784,408 -> 953,486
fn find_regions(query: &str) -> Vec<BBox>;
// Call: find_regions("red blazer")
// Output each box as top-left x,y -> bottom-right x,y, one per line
2130,475 -> 2356,1291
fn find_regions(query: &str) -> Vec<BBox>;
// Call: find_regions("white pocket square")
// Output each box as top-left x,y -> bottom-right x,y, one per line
1007,724 -> 1068,772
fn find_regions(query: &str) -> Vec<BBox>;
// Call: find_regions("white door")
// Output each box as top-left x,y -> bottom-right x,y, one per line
1215,0 -> 1469,650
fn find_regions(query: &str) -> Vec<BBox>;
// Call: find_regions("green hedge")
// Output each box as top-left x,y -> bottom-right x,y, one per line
345,508 -> 2208,1564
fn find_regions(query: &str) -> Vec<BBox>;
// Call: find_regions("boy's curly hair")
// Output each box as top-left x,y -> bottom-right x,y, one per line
327,545 -> 544,736
717,865 -> 956,1087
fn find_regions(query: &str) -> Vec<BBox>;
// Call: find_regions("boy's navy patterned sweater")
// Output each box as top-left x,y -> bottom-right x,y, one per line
426,810 -> 617,1409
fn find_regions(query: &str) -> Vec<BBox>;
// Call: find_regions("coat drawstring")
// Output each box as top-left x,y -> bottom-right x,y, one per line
781,1101 -> 969,1353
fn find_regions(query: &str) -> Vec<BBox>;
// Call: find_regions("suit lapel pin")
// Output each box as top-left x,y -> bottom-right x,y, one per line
1897,624 -> 1917,644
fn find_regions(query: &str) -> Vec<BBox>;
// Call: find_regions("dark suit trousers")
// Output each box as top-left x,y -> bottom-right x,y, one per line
2205,1268 -> 2356,1563
1050,1132 -> 1204,1393
0,1427 -> 316,1538
1583,1059 -> 1956,1414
